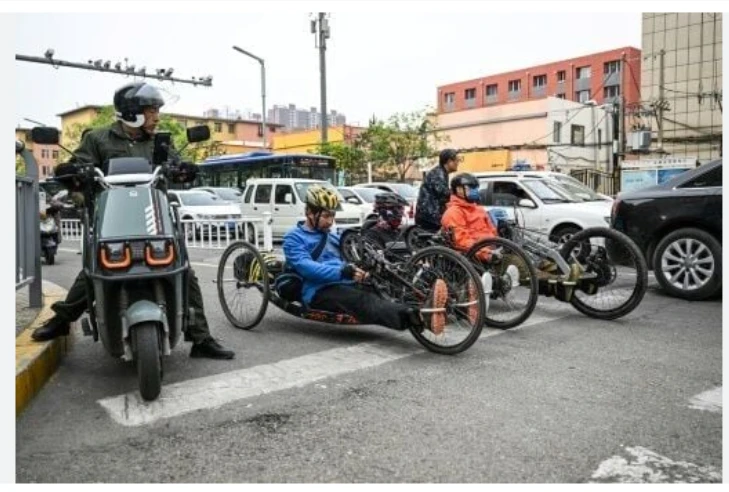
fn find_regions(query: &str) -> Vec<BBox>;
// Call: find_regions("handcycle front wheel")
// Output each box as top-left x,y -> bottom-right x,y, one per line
403,245 -> 486,355
217,240 -> 271,330
559,227 -> 648,320
466,237 -> 539,330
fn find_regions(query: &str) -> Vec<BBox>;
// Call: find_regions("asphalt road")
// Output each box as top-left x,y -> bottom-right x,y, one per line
16,244 -> 722,483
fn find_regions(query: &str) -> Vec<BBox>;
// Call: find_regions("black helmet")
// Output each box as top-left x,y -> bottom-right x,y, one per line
450,172 -> 479,194
439,148 -> 459,166
374,192 -> 407,209
113,82 -> 165,128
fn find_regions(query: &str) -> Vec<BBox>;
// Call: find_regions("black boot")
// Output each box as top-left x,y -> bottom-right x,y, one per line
190,337 -> 235,360
32,316 -> 71,342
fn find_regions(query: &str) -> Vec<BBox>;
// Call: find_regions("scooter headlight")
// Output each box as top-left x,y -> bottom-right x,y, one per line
100,242 -> 131,270
145,240 -> 175,267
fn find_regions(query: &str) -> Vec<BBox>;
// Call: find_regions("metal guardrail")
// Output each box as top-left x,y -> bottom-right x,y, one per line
61,211 -> 274,252
16,148 -> 42,307
570,168 -> 618,196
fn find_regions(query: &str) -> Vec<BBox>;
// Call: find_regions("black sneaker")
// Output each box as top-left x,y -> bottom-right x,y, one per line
190,337 -> 235,360
31,316 -> 71,342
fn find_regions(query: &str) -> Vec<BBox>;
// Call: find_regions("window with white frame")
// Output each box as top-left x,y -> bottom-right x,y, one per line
576,66 -> 591,79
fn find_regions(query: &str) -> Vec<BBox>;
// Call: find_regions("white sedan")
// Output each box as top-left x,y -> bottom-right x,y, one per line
337,186 -> 383,220
168,190 -> 243,238
476,176 -> 612,244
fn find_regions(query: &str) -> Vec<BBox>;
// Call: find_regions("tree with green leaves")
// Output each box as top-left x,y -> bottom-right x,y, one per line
358,108 -> 448,182
312,140 -> 368,185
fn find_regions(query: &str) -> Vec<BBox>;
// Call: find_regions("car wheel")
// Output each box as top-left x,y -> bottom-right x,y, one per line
549,225 -> 581,245
652,227 -> 721,301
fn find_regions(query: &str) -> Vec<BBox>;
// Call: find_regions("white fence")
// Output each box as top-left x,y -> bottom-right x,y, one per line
60,211 -> 274,252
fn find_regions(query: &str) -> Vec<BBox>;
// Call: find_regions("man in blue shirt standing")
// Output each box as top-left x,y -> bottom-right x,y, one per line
283,186 -> 449,335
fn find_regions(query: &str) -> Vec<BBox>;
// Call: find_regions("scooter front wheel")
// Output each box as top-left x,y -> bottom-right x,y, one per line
133,322 -> 162,401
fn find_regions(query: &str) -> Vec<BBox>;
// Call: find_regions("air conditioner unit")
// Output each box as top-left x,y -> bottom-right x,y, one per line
629,130 -> 652,151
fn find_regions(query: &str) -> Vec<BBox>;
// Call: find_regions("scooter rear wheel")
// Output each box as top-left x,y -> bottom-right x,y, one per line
133,322 -> 162,401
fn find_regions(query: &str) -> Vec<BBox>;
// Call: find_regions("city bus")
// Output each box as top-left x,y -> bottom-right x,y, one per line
193,151 -> 337,190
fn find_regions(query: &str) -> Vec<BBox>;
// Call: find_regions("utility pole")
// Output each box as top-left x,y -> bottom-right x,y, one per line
657,49 -> 666,152
312,13 -> 330,144
616,53 -> 627,191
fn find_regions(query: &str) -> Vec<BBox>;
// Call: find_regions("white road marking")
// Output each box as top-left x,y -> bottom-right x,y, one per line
688,386 -> 722,413
191,261 -> 219,268
480,313 -> 570,338
98,310 -> 565,426
591,446 -> 721,483
99,341 -> 420,427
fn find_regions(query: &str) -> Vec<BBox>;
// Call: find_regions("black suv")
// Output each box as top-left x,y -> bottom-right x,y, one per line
611,159 -> 722,300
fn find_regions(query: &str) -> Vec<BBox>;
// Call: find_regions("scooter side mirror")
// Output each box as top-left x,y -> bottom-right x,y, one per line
31,126 -> 61,145
186,125 -> 210,143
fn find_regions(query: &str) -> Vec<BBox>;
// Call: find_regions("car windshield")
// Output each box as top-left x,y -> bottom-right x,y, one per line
179,192 -> 224,206
212,188 -> 242,201
549,175 -> 604,201
386,183 -> 419,200
351,187 -> 382,203
522,179 -> 577,203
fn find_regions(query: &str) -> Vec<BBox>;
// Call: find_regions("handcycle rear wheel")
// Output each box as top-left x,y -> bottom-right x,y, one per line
559,227 -> 647,320
466,237 -> 539,329
217,240 -> 270,330
403,246 -> 486,354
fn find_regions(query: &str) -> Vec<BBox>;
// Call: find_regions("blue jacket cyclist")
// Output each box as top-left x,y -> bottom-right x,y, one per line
282,185 -> 448,335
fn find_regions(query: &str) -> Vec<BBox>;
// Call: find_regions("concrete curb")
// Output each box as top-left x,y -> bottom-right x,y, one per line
16,282 -> 78,416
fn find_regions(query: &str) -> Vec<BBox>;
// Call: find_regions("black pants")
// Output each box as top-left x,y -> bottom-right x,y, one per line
415,217 -> 441,233
50,269 -> 211,344
309,284 -> 413,331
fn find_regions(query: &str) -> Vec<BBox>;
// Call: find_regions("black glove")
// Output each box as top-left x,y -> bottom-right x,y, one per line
54,162 -> 81,178
53,162 -> 84,192
341,263 -> 357,280
170,161 -> 199,184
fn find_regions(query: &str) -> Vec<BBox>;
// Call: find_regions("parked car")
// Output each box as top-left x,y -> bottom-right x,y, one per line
611,159 -> 722,301
475,174 -> 613,244
195,186 -> 243,204
168,190 -> 243,239
472,171 -> 613,202
357,182 -> 418,224
337,186 -> 383,219
240,178 -> 364,238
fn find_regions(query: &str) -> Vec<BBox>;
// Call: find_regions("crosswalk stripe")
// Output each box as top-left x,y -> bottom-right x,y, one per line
97,310 -> 566,427
591,446 -> 721,483
98,341 -> 420,427
688,386 -> 722,413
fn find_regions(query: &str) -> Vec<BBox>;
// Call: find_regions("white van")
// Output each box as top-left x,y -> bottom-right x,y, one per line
240,178 -> 365,238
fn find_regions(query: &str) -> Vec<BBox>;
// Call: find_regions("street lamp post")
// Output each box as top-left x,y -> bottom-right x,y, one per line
232,45 -> 267,149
